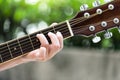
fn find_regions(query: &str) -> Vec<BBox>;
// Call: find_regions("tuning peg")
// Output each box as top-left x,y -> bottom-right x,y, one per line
80,4 -> 88,11
92,35 -> 101,43
104,31 -> 113,39
93,0 -> 101,7
117,26 -> 120,33
104,0 -> 112,3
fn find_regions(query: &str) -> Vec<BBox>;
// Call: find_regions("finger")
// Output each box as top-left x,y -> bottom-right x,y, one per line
36,47 -> 47,61
48,32 -> 60,49
56,32 -> 63,49
36,34 -> 49,47
25,47 -> 46,61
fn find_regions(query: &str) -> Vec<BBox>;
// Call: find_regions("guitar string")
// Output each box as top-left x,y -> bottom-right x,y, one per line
0,3 -> 111,53
0,12 -> 111,60
0,16 -> 101,58
1,18 -> 115,60
0,16 -> 86,51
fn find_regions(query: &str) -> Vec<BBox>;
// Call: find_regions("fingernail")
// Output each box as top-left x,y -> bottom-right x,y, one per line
57,32 -> 62,36
48,32 -> 52,35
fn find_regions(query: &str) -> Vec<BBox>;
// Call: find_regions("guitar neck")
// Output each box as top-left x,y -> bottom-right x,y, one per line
0,21 -> 72,63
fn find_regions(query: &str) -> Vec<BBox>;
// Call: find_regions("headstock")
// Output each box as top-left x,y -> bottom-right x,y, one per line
70,0 -> 120,43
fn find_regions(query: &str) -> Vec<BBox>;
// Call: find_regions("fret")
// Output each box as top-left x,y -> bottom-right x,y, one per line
28,35 -> 35,50
6,42 -> 13,58
17,39 -> 24,54
18,36 -> 34,53
54,22 -> 71,38
52,25 -> 56,33
30,34 -> 41,49
0,44 -> 12,62
66,20 -> 74,37
8,40 -> 23,57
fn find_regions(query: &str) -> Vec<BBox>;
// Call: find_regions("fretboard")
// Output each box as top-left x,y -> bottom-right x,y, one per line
0,21 -> 72,63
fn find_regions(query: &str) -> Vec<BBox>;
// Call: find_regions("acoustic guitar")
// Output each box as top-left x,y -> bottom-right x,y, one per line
0,0 -> 119,64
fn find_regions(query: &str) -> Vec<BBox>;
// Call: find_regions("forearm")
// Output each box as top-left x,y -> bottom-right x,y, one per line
0,57 -> 26,71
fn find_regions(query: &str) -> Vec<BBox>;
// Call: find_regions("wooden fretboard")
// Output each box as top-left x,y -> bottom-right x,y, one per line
0,21 -> 72,63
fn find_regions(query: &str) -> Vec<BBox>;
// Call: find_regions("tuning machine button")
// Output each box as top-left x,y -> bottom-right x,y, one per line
92,35 -> 101,43
80,4 -> 88,11
117,26 -> 120,33
104,31 -> 113,39
93,0 -> 101,7
104,0 -> 112,3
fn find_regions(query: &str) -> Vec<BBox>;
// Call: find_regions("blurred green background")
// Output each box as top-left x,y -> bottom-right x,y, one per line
0,0 -> 120,50
1,0 -> 120,80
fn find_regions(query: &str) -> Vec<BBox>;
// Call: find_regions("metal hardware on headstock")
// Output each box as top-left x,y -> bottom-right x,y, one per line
108,4 -> 114,10
92,0 -> 101,7
96,9 -> 103,14
89,26 -> 95,31
104,31 -> 113,39
104,0 -> 112,3
92,35 -> 101,43
84,12 -> 90,18
101,21 -> 107,27
113,18 -> 119,24
117,26 -> 120,33
80,4 -> 89,11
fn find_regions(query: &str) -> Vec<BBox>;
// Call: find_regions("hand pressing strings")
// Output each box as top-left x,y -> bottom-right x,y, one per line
21,23 -> 63,62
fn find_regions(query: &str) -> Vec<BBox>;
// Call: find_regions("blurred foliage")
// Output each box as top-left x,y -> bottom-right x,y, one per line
0,0 -> 120,50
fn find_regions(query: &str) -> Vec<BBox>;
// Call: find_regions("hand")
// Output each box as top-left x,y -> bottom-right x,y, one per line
21,24 -> 63,62
0,23 -> 63,71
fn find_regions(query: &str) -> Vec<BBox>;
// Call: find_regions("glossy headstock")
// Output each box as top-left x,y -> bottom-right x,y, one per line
71,0 -> 120,43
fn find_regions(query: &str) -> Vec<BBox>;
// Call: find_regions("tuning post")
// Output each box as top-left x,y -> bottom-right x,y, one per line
84,12 -> 90,18
104,31 -> 113,39
108,4 -> 114,10
96,9 -> 103,14
113,18 -> 119,24
93,0 -> 101,7
92,35 -> 101,43
101,21 -> 107,27
80,4 -> 88,11
89,25 -> 95,31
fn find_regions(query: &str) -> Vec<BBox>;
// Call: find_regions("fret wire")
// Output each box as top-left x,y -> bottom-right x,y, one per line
0,22 -> 69,51
0,22 -> 71,60
17,39 -> 23,54
28,35 -> 35,50
52,25 -> 56,33
6,42 -> 13,58
0,22 -> 70,54
0,32 -> 71,61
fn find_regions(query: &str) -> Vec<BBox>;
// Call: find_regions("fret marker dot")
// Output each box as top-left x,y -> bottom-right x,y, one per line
14,47 -> 17,50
